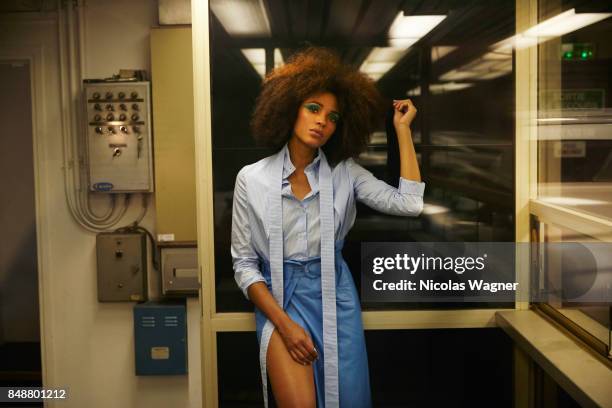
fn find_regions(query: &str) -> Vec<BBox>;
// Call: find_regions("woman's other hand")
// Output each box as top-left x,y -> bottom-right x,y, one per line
393,99 -> 417,130
278,319 -> 318,365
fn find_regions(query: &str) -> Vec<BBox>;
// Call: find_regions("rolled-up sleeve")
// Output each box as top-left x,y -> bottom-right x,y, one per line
347,158 -> 425,216
231,169 -> 265,299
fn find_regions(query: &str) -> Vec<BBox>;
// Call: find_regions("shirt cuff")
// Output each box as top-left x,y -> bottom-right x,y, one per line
398,177 -> 425,196
237,272 -> 266,300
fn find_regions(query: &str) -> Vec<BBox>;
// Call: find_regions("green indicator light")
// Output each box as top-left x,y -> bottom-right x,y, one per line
565,51 -> 573,59
581,51 -> 588,59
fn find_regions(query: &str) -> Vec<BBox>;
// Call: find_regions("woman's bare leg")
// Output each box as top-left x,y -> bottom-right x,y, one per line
267,329 -> 316,408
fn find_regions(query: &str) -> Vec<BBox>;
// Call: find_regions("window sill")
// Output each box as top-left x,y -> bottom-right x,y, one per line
496,310 -> 612,408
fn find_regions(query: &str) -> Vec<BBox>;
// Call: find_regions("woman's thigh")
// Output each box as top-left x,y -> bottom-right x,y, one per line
267,329 -> 316,408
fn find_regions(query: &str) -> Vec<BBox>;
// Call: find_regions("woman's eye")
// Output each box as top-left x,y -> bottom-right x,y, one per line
328,112 -> 340,123
304,103 -> 321,113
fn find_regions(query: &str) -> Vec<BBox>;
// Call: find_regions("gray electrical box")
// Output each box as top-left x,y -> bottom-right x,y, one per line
84,81 -> 154,193
97,232 -> 147,302
161,246 -> 199,295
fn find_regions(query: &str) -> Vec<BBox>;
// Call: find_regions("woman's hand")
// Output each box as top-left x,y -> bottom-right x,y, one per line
393,99 -> 417,130
277,319 -> 318,365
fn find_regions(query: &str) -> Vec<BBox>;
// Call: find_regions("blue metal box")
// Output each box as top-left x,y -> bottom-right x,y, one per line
134,301 -> 187,375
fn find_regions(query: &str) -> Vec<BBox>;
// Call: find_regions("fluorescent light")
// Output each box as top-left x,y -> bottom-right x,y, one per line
359,47 -> 410,80
367,73 -> 383,81
493,8 -> 612,51
389,14 -> 446,38
210,0 -> 271,37
540,196 -> 607,206
537,117 -> 579,122
429,82 -> 474,94
493,34 -> 539,51
407,86 -> 421,96
406,83 -> 473,96
242,48 -> 284,78
366,47 -> 410,62
478,70 -> 510,80
439,47 -> 512,81
241,49 -> 266,77
274,49 -> 284,68
422,204 -> 450,215
524,8 -> 612,37
481,50 -> 512,60
462,59 -> 502,71
388,38 -> 419,48
359,13 -> 447,81
431,46 -> 458,62
439,69 -> 479,81
360,61 -> 396,74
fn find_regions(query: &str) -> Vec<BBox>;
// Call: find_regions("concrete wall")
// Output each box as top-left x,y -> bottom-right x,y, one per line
0,1 -> 201,406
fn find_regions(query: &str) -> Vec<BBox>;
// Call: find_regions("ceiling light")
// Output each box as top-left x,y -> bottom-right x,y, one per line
274,49 -> 284,68
429,82 -> 474,94
540,196 -> 607,206
359,13 -> 447,81
407,86 -> 421,96
241,49 -> 266,77
524,8 -> 612,38
388,38 -> 419,48
242,48 -> 285,78
493,8 -> 611,52
359,47 -> 410,80
360,61 -> 396,74
210,0 -> 271,37
431,46 -> 458,62
422,204 -> 450,215
389,14 -> 446,39
537,117 -> 579,122
439,69 -> 479,81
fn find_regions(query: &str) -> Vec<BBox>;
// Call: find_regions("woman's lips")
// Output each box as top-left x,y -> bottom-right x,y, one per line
309,129 -> 323,138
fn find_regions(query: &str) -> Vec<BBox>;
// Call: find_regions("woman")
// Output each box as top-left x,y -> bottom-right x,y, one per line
231,47 -> 424,408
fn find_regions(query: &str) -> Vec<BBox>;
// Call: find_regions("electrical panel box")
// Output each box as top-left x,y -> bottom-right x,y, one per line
84,81 -> 154,193
96,232 -> 147,302
134,302 -> 187,375
161,246 -> 199,296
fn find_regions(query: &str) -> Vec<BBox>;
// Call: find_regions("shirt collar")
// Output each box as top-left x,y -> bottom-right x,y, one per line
281,144 -> 322,198
282,144 -> 321,180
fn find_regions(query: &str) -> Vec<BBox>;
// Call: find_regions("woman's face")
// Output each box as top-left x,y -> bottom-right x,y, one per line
292,91 -> 340,149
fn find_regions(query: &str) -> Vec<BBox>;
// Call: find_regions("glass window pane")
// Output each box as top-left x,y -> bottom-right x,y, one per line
533,220 -> 611,354
534,0 -> 612,357
537,0 -> 612,221
211,0 -> 516,312
217,329 -> 514,406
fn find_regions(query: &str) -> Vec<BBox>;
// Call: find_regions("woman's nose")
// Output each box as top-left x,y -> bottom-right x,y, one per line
316,113 -> 327,127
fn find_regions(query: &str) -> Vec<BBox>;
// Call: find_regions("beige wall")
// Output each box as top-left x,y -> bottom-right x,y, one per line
0,1 -> 201,407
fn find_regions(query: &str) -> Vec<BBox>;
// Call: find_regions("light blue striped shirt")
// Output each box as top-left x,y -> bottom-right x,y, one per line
231,145 -> 425,298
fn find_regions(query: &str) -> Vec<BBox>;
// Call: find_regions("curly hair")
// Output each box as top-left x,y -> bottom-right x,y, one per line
250,47 -> 385,165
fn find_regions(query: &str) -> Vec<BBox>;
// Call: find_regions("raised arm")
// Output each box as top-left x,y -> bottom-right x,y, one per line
347,98 -> 425,216
392,98 -> 421,182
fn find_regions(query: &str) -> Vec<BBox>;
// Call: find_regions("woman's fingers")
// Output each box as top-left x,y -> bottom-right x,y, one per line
393,99 -> 415,113
288,339 -> 317,365
279,321 -> 318,365
289,349 -> 307,365
297,341 -> 318,363
290,347 -> 311,365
